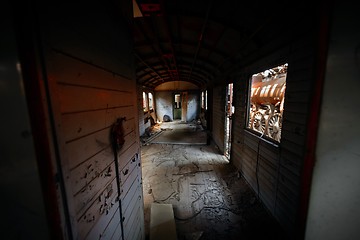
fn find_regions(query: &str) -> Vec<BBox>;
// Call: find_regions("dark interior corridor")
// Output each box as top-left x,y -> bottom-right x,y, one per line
2,1 -> 360,240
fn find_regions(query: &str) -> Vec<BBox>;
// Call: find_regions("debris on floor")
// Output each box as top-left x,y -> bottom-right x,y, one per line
143,121 -> 207,145
140,123 -> 163,145
141,138 -> 288,240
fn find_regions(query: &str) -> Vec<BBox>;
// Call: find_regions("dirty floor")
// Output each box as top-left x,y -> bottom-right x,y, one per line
140,122 -> 288,240
142,120 -> 207,145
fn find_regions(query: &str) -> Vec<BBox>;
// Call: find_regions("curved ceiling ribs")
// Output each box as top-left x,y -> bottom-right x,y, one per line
133,0 -> 291,89
134,0 -> 219,89
186,0 -> 213,86
137,65 -> 209,85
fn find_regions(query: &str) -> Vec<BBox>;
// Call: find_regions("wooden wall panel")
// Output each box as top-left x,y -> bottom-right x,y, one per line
39,2 -> 144,237
77,178 -> 119,239
212,85 -> 226,152
46,49 -> 143,238
73,162 -> 116,217
65,127 -> 136,170
61,106 -> 135,142
111,222 -> 123,240
230,34 -> 319,237
58,86 -> 134,114
48,53 -> 134,92
125,206 -> 142,240
87,196 -> 120,240
93,208 -> 122,240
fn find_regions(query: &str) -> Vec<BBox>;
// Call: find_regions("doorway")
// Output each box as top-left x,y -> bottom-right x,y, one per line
224,83 -> 234,160
174,93 -> 182,120
173,92 -> 188,121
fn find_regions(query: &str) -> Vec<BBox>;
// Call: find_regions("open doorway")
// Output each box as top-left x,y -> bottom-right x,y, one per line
224,83 -> 234,160
173,92 -> 188,122
174,93 -> 182,120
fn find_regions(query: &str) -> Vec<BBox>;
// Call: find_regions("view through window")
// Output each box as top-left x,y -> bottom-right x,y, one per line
247,63 -> 288,142
148,92 -> 153,111
142,91 -> 148,112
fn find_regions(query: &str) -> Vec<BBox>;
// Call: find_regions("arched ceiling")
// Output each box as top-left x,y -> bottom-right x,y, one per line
132,0 -> 312,90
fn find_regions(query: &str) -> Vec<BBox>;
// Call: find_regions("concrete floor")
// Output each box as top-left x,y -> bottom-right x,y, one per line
140,122 -> 288,240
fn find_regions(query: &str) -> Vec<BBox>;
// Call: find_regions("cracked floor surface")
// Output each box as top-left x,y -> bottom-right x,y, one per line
140,124 -> 288,240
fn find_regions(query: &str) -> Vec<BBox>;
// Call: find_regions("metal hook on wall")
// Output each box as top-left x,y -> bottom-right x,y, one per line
110,117 -> 126,152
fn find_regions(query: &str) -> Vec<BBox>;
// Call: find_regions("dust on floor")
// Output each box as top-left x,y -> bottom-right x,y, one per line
141,120 -> 208,145
140,142 -> 289,240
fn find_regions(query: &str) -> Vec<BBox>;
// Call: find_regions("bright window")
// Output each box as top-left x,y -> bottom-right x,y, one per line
205,90 -> 208,110
201,91 -> 205,109
201,90 -> 208,110
142,91 -> 148,112
247,63 -> 288,142
148,92 -> 153,111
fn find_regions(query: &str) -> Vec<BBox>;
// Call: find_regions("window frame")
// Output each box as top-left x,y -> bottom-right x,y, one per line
142,91 -> 148,113
245,63 -> 288,144
201,90 -> 208,110
148,92 -> 154,112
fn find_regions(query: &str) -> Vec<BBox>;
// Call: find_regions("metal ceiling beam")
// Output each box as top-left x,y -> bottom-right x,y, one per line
136,53 -> 218,73
134,53 -> 164,84
134,19 -> 171,83
147,16 -> 178,82
187,0 -> 213,82
136,62 -> 211,80
146,75 -> 203,88
135,40 -> 228,61
160,0 -> 180,82
137,68 -> 208,86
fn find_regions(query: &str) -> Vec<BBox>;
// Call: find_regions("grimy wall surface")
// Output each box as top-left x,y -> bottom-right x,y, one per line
230,36 -> 320,237
0,2 -> 49,238
155,91 -> 200,123
37,2 -> 144,239
305,5 -> 360,240
208,8 -> 323,238
211,85 -> 226,153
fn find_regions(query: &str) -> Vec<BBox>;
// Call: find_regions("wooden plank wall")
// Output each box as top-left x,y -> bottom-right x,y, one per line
211,86 -> 226,153
38,2 -> 145,239
231,37 -> 318,237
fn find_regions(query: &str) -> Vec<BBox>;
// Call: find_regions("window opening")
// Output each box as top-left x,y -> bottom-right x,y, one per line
143,91 -> 148,112
201,91 -> 205,109
225,83 -> 234,159
148,92 -> 153,111
247,63 -> 288,142
205,90 -> 208,110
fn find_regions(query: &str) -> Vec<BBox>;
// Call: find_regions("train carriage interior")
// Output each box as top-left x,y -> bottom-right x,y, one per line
1,1 -> 359,240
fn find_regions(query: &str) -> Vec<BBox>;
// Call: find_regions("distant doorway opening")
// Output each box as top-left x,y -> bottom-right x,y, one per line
174,93 -> 182,120
174,92 -> 188,121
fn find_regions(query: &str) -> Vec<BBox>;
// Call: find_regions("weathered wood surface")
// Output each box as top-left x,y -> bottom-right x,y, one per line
77,178 -> 119,239
45,48 -> 143,239
47,53 -> 134,92
230,37 -> 317,235
212,85 -> 226,153
93,208 -> 121,240
74,162 -> 116,217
